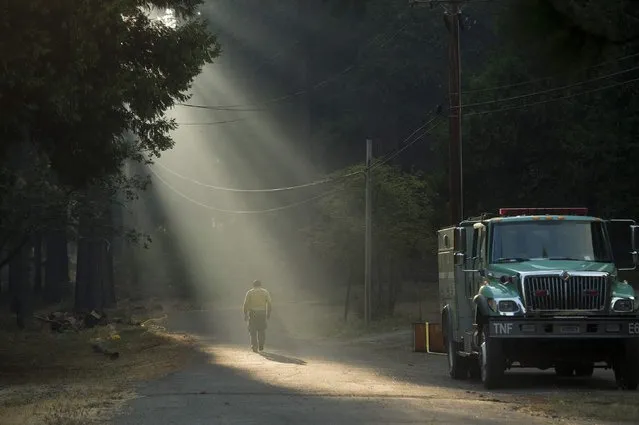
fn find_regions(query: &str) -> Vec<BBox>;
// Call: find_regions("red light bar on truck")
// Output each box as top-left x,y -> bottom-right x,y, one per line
498,208 -> 588,216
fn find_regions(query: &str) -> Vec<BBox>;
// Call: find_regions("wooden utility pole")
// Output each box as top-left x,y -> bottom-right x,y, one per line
447,0 -> 464,225
364,139 -> 373,326
411,0 -> 464,225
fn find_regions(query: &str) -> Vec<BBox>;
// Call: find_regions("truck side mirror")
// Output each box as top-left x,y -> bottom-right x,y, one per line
607,220 -> 638,271
455,227 -> 466,252
632,225 -> 639,267
454,227 -> 466,266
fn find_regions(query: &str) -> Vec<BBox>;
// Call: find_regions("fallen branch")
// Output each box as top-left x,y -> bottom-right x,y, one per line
140,314 -> 168,332
34,314 -> 58,324
33,310 -> 109,333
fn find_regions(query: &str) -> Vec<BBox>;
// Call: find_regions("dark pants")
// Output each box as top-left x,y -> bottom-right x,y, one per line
248,310 -> 267,351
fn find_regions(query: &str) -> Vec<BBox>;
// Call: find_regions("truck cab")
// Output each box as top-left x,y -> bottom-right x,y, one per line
437,207 -> 639,389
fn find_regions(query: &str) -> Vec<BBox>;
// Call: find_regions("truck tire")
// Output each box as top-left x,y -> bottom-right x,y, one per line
555,363 -> 574,377
614,340 -> 639,391
480,325 -> 505,389
574,364 -> 594,377
446,319 -> 468,380
468,360 -> 481,380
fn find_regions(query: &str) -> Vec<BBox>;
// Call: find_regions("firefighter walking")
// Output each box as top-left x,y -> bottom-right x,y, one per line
242,280 -> 272,352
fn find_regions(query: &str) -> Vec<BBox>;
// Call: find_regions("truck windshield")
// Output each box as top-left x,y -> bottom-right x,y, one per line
491,220 -> 612,263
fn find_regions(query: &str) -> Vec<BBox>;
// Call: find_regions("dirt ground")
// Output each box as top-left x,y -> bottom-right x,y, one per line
2,287 -> 636,425
111,298 -> 637,425
0,301 -> 203,425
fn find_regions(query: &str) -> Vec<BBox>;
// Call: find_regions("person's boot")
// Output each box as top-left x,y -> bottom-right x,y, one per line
250,333 -> 258,352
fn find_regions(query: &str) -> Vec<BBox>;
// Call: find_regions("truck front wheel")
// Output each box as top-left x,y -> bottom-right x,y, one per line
574,364 -> 594,377
555,363 -> 574,377
479,325 -> 505,389
614,340 -> 639,391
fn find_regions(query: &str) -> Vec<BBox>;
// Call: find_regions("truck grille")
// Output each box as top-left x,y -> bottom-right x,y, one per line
523,275 -> 608,311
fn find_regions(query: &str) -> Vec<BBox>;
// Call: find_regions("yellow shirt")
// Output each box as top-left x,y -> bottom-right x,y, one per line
243,287 -> 272,313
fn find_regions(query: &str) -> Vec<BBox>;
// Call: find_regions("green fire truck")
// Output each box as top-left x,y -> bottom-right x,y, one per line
437,207 -> 639,390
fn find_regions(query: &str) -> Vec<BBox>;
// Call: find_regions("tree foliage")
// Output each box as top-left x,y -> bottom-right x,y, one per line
450,0 -> 639,219
306,164 -> 436,261
0,0 -> 220,187
303,163 -> 437,316
0,1 -> 219,321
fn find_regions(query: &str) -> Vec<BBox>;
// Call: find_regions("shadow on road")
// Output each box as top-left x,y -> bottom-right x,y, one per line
165,308 -> 621,394
259,351 -> 307,365
129,308 -> 628,425
487,370 -> 617,392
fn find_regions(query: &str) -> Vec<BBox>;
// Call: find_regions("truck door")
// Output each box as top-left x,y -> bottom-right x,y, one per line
454,224 -> 475,338
438,227 -> 456,317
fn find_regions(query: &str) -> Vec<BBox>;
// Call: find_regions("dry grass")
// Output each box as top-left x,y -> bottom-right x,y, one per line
0,302 -> 206,425
309,297 -> 434,340
514,392 -> 639,423
316,310 -> 420,339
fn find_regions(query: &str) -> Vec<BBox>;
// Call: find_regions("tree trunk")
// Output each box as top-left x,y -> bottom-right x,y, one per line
75,204 -> 116,312
105,237 -> 116,305
372,247 -> 384,320
9,244 -> 30,328
387,257 -> 399,316
33,232 -> 43,294
103,205 -> 116,305
112,201 -> 126,301
75,215 -> 98,311
343,261 -> 352,321
44,228 -> 69,303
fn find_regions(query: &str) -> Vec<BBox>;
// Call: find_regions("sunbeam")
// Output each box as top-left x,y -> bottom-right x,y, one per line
132,1 -> 348,343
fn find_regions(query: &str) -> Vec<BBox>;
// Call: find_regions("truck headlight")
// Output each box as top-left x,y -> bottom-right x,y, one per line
498,300 -> 519,313
487,298 -> 523,314
612,298 -> 634,312
488,298 -> 497,312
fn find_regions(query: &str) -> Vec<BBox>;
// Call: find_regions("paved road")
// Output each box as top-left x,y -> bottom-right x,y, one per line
114,306 -> 622,425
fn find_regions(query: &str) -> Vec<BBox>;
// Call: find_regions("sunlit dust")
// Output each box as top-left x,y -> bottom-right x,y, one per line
129,1 -> 340,341
207,345 -> 442,397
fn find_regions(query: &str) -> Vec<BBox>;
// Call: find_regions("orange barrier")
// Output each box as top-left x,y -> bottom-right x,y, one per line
426,322 -> 445,354
413,322 -> 427,352
413,322 -> 446,355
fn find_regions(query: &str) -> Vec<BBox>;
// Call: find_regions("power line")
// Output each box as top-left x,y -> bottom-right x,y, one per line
147,115 -> 445,214
147,114 -> 446,214
461,64 -> 639,109
147,165 -> 349,214
465,75 -> 639,116
161,111 -> 444,196
252,40 -> 302,75
463,51 -> 639,94
176,103 -> 267,112
364,103 -> 445,169
150,160 -> 361,193
177,8 -> 414,112
371,117 -> 445,170
175,118 -> 246,126
148,115 -> 443,214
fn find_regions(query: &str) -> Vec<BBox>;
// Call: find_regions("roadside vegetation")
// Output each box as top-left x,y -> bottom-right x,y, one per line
515,392 -> 639,424
0,301 -> 205,425
1,1 -> 639,424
